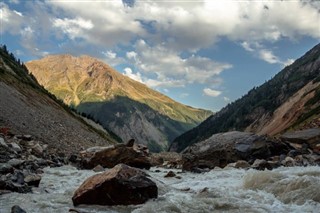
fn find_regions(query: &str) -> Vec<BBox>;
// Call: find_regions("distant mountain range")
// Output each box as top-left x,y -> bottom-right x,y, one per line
26,55 -> 211,152
0,46 -> 116,155
170,43 -> 320,152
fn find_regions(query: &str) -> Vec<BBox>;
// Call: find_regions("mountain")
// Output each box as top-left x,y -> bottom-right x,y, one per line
170,43 -> 320,152
26,55 -> 211,152
0,46 -> 116,155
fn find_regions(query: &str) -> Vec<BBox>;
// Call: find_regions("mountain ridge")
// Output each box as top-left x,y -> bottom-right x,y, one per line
26,54 -> 212,151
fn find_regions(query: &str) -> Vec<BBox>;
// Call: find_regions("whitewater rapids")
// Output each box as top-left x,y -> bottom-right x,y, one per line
0,165 -> 319,212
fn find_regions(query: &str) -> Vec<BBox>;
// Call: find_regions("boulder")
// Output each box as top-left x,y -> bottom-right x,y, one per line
164,171 -> 176,178
81,144 -> 151,170
11,205 -> 27,213
24,174 -> 41,187
72,164 -> 157,206
234,160 -> 250,169
251,159 -> 272,170
281,128 -> 320,151
182,131 -> 290,171
150,152 -> 182,168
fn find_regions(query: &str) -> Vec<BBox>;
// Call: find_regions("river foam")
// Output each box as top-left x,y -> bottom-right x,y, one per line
0,166 -> 319,212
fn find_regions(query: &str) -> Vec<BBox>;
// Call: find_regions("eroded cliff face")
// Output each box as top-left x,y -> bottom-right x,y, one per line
26,54 -> 211,151
246,81 -> 320,135
171,43 -> 320,152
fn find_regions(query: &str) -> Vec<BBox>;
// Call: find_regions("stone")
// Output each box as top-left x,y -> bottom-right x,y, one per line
282,156 -> 295,167
164,171 -> 176,178
24,174 -> 41,187
234,160 -> 250,169
72,164 -> 158,206
92,165 -> 104,172
10,143 -> 22,153
7,159 -> 25,168
0,137 -> 8,148
182,131 -> 290,171
82,144 -> 151,170
11,205 -> 27,213
31,144 -> 43,157
126,139 -> 135,147
251,159 -> 271,170
281,128 -> 320,151
0,163 -> 13,174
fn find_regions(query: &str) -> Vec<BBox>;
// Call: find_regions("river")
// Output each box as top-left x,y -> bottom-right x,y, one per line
0,165 -> 319,212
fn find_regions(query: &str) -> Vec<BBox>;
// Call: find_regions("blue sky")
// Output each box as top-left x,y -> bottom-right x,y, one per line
1,0 -> 319,111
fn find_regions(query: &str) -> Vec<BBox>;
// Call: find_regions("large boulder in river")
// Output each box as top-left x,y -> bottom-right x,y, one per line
72,164 -> 158,206
280,128 -> 320,152
182,131 -> 290,171
81,143 -> 152,170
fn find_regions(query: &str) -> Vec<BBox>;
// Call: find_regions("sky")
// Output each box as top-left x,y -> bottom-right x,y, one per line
1,0 -> 319,111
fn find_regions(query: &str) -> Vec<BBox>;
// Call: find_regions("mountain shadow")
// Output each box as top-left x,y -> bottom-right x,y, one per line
77,96 -> 195,152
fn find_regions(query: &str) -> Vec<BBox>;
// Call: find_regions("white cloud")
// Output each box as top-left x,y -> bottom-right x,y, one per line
101,50 -> 125,66
203,88 -> 222,97
123,67 -> 143,83
241,41 -> 297,67
53,17 -> 93,40
259,49 -> 279,64
127,40 -> 232,88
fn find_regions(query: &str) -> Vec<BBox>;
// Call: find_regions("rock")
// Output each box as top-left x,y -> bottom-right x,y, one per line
11,171 -> 25,185
282,156 -> 295,167
150,152 -> 182,168
126,139 -> 135,147
0,163 -> 13,174
164,171 -> 176,178
31,143 -> 43,157
81,144 -> 151,170
234,160 -> 250,169
0,137 -> 8,148
24,174 -> 41,187
72,164 -> 158,206
175,176 -> 182,179
9,143 -> 22,153
281,128 -> 320,151
251,159 -> 271,170
7,159 -> 25,168
182,131 -> 290,171
92,165 -> 104,172
11,205 -> 27,213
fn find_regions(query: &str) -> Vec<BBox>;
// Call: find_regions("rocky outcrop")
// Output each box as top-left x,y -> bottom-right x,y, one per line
150,152 -> 182,169
72,164 -> 158,206
181,131 -> 291,171
80,141 -> 152,170
0,134 -> 67,193
280,128 -> 320,153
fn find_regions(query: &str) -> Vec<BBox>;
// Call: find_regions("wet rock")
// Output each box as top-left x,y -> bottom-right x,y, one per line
234,160 -> 250,169
182,131 -> 290,171
282,156 -> 295,167
164,171 -> 176,178
24,174 -> 41,187
81,144 -> 151,170
11,205 -> 26,213
150,152 -> 182,169
251,159 -> 271,170
72,164 -> 158,206
0,163 -> 13,174
11,171 -> 25,185
92,165 -> 104,172
126,139 -> 135,147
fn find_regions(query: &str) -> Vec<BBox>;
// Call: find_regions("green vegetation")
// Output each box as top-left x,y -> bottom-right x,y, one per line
171,43 -> 320,152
